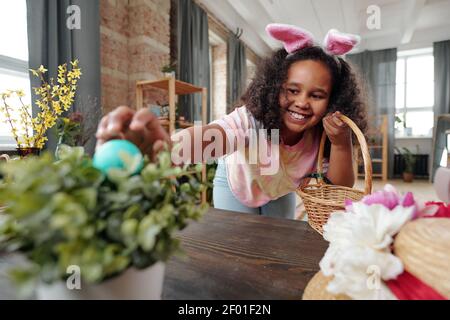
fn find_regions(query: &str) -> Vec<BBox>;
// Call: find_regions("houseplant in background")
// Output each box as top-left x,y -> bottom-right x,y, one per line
55,96 -> 101,152
161,62 -> 177,78
395,115 -> 413,137
0,61 -> 82,157
395,115 -> 403,136
0,145 -> 208,299
395,147 -> 416,183
55,112 -> 83,151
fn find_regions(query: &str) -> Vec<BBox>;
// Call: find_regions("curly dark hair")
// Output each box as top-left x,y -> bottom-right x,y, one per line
241,46 -> 367,143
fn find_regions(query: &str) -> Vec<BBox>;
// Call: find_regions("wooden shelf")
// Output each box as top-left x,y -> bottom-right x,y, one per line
136,78 -> 204,96
354,115 -> 388,181
158,118 -> 194,129
136,76 -> 207,135
135,76 -> 208,204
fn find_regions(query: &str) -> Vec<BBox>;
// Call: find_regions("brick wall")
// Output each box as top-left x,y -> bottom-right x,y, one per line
100,0 -> 170,114
100,0 -> 129,114
128,0 -> 171,108
100,0 -> 260,119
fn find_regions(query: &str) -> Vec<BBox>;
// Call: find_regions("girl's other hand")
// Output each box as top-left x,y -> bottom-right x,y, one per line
96,106 -> 170,159
322,111 -> 351,147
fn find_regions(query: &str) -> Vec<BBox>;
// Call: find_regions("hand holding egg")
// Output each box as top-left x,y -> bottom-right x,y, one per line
93,139 -> 144,175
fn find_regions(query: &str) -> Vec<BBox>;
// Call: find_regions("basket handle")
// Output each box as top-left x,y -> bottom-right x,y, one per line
0,154 -> 10,162
316,115 -> 372,195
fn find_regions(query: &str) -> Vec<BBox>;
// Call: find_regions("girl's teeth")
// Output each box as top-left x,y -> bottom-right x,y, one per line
289,111 -> 305,120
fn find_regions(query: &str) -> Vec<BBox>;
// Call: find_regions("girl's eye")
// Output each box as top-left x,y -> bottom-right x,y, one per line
311,94 -> 324,100
288,89 -> 299,95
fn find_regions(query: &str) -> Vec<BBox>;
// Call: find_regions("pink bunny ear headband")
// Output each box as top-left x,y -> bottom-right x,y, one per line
266,23 -> 360,56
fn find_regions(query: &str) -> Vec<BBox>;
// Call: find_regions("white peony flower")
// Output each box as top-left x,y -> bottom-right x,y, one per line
319,202 -> 415,300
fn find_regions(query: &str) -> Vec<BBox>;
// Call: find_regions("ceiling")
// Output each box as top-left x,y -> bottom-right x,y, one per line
198,0 -> 450,57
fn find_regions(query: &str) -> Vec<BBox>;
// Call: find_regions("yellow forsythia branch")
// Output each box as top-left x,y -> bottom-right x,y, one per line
0,60 -> 82,149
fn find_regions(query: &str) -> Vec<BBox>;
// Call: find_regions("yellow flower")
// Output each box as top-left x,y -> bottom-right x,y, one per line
57,77 -> 66,85
38,65 -> 48,73
15,89 -> 25,97
1,91 -> 11,98
36,100 -> 45,109
71,59 -> 79,67
34,123 -> 43,132
52,101 -> 62,114
69,68 -> 82,79
29,69 -> 39,77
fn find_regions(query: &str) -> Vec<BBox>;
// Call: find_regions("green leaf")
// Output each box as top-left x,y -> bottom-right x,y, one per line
8,267 -> 39,299
138,215 -> 161,251
0,147 -> 208,292
72,188 -> 97,211
56,144 -> 85,161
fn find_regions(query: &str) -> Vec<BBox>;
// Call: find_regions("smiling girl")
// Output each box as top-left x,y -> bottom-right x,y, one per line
95,24 -> 368,219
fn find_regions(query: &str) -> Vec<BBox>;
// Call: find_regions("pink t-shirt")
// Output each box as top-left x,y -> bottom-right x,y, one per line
211,106 -> 322,208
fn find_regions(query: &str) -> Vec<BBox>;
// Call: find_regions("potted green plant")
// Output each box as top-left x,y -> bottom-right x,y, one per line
395,147 -> 416,182
54,112 -> 83,158
0,145 -> 208,299
161,62 -> 177,78
55,96 -> 101,153
395,115 -> 402,136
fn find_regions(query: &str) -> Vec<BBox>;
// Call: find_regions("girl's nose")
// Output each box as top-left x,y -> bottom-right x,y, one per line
294,94 -> 309,109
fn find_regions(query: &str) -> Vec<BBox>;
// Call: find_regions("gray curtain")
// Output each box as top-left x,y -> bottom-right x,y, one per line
227,34 -> 247,114
27,0 -> 101,155
431,40 -> 450,181
434,40 -> 450,116
431,115 -> 450,182
177,0 -> 211,123
347,48 -> 397,179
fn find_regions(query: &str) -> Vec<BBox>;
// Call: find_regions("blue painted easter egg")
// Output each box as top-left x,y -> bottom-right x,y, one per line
93,140 -> 144,175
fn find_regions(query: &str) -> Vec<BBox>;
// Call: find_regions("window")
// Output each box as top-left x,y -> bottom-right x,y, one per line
395,48 -> 434,138
0,0 -> 30,147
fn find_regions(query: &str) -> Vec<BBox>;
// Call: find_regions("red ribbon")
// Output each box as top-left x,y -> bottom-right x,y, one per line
386,271 -> 447,300
425,202 -> 450,218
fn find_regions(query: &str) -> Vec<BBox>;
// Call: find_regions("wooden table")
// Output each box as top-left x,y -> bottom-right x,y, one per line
163,208 -> 328,300
0,208 -> 327,300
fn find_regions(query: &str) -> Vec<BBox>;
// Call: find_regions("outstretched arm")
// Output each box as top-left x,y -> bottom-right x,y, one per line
96,106 -> 233,163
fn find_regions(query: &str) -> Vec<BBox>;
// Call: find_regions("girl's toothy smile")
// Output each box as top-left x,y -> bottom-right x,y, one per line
287,110 -> 311,123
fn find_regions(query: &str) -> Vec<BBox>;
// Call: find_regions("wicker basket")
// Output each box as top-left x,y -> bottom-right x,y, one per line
302,271 -> 351,300
297,115 -> 373,235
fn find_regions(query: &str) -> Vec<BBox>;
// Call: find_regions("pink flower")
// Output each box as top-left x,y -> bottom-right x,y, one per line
345,184 -> 438,219
345,184 -> 415,211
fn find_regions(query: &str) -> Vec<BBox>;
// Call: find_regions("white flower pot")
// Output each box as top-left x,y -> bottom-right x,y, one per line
164,71 -> 175,78
36,262 -> 165,300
